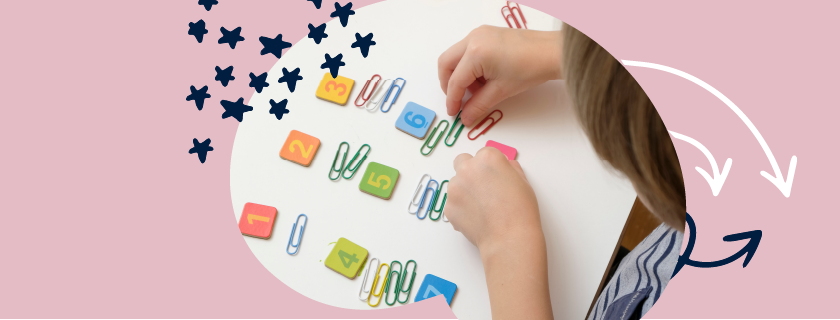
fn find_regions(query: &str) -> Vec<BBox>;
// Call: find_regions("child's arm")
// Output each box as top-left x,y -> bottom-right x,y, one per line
437,25 -> 563,126
447,148 -> 553,319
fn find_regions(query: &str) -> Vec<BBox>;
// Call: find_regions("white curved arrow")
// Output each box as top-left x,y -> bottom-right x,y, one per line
669,131 -> 732,196
622,60 -> 797,197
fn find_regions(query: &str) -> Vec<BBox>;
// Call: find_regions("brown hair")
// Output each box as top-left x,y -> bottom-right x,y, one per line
562,24 -> 686,230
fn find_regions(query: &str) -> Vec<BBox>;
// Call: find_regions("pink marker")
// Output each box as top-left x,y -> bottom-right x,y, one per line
485,140 -> 517,160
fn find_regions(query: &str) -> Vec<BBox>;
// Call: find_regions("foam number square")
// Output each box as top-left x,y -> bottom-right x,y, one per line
316,73 -> 355,105
280,130 -> 321,167
324,237 -> 369,279
414,274 -> 457,305
485,140 -> 517,160
358,162 -> 399,199
238,202 -> 278,239
395,102 -> 436,139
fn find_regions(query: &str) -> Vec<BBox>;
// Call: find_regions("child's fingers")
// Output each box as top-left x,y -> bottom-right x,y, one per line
446,56 -> 481,117
453,153 -> 473,172
509,160 -> 528,180
460,80 -> 505,127
437,38 -> 468,95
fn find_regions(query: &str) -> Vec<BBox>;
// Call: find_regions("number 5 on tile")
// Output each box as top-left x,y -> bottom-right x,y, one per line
280,130 -> 321,167
359,162 -> 399,199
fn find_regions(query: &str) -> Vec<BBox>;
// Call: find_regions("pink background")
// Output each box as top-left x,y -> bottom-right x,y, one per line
0,0 -> 836,318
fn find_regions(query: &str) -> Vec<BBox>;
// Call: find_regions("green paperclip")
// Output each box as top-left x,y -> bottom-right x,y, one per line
384,261 -> 402,306
397,260 -> 417,304
444,111 -> 465,147
430,180 -> 448,221
329,142 -> 350,181
342,144 -> 371,180
421,120 -> 450,156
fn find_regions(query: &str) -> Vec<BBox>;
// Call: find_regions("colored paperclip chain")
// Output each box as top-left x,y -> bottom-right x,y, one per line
358,257 -> 379,301
355,74 -> 381,107
379,78 -> 406,113
467,110 -> 503,140
383,261 -> 402,306
367,262 -> 390,307
329,142 -> 371,180
365,78 -> 392,112
445,111 -> 466,147
430,180 -> 448,221
420,120 -> 450,155
286,214 -> 307,255
397,260 -> 417,303
502,1 -> 527,29
408,175 -> 438,220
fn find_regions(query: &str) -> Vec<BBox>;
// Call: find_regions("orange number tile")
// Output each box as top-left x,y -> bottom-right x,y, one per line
280,130 -> 321,167
239,202 -> 277,239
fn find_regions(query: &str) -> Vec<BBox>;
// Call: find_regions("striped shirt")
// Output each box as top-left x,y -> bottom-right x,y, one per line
588,224 -> 683,320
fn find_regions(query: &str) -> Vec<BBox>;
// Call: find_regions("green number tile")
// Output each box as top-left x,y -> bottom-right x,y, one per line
358,162 -> 400,200
325,237 -> 369,279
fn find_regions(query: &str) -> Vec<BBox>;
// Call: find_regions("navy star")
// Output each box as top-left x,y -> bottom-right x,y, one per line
186,85 -> 211,110
248,72 -> 269,93
198,0 -> 218,11
214,66 -> 235,87
269,99 -> 290,120
307,0 -> 322,9
259,34 -> 292,59
220,98 -> 253,122
307,23 -> 328,44
189,138 -> 214,163
188,19 -> 208,43
277,67 -> 303,92
351,32 -> 376,58
320,53 -> 345,78
330,2 -> 355,27
218,26 -> 245,49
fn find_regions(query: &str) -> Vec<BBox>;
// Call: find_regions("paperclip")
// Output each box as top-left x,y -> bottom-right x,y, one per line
467,110 -> 504,140
329,142 -> 350,181
366,79 -> 392,112
368,263 -> 391,307
380,78 -> 406,113
355,74 -> 382,107
445,111 -> 465,147
342,144 -> 371,180
384,261 -> 403,306
408,174 -> 431,215
286,214 -> 307,255
430,180 -> 448,221
358,257 -> 379,301
420,120 -> 450,156
397,260 -> 417,304
501,1 -> 527,29
416,180 -> 438,220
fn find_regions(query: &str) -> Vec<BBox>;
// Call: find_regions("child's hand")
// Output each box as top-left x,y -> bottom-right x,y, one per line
438,26 -> 563,126
446,147 -> 542,251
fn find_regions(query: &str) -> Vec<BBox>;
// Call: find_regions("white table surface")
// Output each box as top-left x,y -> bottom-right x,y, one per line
230,1 -> 636,319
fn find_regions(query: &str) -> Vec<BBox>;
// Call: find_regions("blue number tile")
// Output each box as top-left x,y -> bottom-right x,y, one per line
414,274 -> 457,305
395,102 -> 436,139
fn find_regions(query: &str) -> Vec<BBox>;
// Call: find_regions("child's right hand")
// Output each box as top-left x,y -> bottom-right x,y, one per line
437,26 -> 563,126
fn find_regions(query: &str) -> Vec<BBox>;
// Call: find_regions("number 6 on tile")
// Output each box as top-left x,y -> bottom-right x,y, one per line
359,162 -> 399,199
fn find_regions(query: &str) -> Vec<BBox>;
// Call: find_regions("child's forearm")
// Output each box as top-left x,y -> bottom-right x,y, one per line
480,227 -> 553,319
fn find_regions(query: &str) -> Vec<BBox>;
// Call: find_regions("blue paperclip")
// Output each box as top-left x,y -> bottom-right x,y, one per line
286,214 -> 307,255
380,78 -> 405,113
412,179 -> 438,220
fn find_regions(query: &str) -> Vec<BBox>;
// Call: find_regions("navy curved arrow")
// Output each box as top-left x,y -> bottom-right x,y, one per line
672,213 -> 762,278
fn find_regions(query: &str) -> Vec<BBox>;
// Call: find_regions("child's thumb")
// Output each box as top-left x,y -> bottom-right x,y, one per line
461,81 -> 506,127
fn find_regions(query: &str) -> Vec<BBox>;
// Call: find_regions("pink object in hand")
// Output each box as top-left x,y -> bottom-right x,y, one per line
485,140 -> 517,160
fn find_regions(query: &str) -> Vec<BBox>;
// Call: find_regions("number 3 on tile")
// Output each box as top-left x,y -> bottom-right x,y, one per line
367,172 -> 392,189
289,140 -> 313,158
325,81 -> 347,96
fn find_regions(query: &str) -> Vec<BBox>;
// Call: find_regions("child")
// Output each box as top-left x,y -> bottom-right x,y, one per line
439,24 -> 686,320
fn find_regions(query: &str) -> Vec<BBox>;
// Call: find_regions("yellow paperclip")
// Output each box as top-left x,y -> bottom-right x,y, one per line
367,263 -> 390,307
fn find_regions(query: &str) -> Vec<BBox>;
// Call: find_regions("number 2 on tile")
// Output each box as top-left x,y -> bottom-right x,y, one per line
289,140 -> 313,159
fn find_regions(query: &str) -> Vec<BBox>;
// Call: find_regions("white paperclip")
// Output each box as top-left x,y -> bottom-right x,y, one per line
358,257 -> 380,301
366,79 -> 393,112
408,174 -> 432,214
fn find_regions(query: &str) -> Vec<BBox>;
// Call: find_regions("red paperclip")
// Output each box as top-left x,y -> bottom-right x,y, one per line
467,110 -> 503,140
354,74 -> 382,107
501,1 -> 527,29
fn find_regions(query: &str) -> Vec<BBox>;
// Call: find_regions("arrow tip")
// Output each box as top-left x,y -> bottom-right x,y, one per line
723,230 -> 762,267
